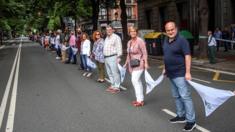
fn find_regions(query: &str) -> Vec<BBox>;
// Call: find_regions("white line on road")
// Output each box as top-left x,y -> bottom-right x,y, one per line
6,44 -> 21,132
162,109 -> 211,132
0,45 -> 5,50
0,46 -> 20,129
104,78 -> 127,91
193,66 -> 235,76
192,77 -> 211,84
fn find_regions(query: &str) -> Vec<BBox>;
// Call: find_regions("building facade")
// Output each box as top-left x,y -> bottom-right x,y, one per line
138,0 -> 235,35
98,0 -> 138,36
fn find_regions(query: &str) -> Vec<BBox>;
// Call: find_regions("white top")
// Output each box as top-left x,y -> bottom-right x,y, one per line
55,35 -> 61,46
50,37 -> 55,44
208,35 -> 217,46
81,39 -> 91,56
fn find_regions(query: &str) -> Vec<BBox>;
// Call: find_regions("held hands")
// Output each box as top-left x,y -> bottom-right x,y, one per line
144,63 -> 149,69
162,69 -> 166,75
185,72 -> 192,80
116,57 -> 121,64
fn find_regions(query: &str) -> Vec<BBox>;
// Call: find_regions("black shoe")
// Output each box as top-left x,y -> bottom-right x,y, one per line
169,116 -> 186,123
183,122 -> 196,131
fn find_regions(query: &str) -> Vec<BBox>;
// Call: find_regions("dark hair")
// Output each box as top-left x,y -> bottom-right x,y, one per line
164,20 -> 177,27
106,24 -> 114,29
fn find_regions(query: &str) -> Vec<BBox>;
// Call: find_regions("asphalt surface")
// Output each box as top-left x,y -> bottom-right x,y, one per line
0,42 -> 235,132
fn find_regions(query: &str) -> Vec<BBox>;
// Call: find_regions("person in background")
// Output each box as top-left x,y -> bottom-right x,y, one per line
103,25 -> 122,94
55,30 -> 62,60
162,21 -> 196,131
76,29 -> 84,70
208,30 -> 217,64
92,31 -> 105,83
80,33 -> 92,77
222,27 -> 230,52
124,27 -> 148,107
231,24 -> 235,50
49,31 -> 56,51
61,40 -> 68,63
44,32 -> 50,50
214,27 -> 222,51
66,31 -> 77,64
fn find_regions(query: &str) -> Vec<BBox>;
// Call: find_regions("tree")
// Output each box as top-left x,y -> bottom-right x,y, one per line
91,0 -> 100,31
120,0 -> 128,48
198,0 -> 209,59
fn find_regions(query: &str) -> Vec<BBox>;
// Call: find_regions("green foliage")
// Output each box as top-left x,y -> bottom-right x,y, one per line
0,19 -> 11,31
0,0 -> 93,34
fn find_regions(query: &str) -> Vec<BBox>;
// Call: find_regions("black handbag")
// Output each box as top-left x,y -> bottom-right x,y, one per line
130,59 -> 140,68
128,41 -> 141,68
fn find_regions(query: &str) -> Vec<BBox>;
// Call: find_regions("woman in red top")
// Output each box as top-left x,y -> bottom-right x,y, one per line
124,27 -> 149,107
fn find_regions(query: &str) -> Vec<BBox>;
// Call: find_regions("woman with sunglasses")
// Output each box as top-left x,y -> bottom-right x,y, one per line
92,31 -> 105,82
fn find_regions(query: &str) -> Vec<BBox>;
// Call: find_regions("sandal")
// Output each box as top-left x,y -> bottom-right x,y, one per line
132,101 -> 144,107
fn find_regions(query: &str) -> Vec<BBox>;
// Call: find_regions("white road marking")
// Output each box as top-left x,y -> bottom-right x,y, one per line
6,44 -> 21,132
162,109 -> 211,132
193,66 -> 235,76
0,45 -> 5,50
104,78 -> 127,91
192,77 -> 211,84
0,46 -> 20,129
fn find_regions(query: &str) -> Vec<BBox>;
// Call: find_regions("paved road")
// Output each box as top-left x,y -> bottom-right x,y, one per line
0,42 -> 235,132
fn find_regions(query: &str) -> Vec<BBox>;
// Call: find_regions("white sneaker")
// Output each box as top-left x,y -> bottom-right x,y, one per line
56,57 -> 61,60
86,72 -> 92,77
83,72 -> 88,76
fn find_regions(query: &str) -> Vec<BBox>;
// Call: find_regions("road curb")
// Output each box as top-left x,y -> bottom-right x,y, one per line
148,55 -> 235,73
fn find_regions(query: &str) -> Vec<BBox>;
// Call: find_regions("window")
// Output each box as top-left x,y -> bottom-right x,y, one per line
126,0 -> 132,4
126,7 -> 132,18
99,8 -> 107,20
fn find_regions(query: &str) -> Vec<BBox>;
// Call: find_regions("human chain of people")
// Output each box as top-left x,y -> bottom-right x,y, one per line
30,21 -> 235,132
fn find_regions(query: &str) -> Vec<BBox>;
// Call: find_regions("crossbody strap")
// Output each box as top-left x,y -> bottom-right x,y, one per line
129,39 -> 143,60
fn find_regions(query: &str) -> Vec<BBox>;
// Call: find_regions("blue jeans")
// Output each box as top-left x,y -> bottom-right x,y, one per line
56,46 -> 61,57
169,77 -> 196,123
81,54 -> 91,72
68,46 -> 77,64
104,55 -> 120,89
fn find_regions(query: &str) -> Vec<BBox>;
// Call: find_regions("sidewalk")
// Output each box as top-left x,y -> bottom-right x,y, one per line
148,49 -> 235,73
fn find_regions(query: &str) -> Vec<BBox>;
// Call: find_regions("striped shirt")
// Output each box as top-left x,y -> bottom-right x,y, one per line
103,33 -> 122,57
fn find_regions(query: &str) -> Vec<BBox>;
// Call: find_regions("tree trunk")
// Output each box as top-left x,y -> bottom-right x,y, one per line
91,0 -> 100,31
106,1 -> 110,25
120,0 -> 128,49
198,0 -> 208,59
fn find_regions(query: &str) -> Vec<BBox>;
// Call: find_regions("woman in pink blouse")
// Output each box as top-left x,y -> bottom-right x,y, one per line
124,27 -> 149,107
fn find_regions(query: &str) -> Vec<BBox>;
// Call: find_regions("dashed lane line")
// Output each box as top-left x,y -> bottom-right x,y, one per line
162,109 -> 211,132
0,45 -> 5,50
